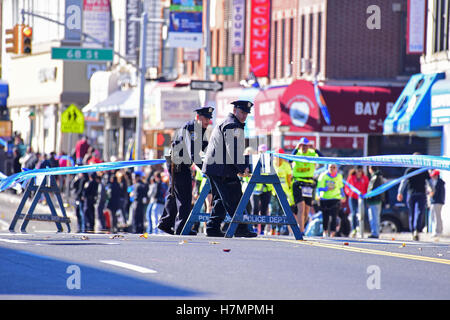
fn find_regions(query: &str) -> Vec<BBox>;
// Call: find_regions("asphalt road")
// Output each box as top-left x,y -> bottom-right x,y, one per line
1,231 -> 450,300
1,192 -> 450,301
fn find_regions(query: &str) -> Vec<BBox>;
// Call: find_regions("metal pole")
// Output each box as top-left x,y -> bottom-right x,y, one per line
203,0 -> 211,105
135,12 -> 148,161
358,197 -> 365,238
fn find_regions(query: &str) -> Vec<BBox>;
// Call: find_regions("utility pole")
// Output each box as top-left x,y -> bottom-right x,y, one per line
131,12 -> 148,162
203,0 -> 211,106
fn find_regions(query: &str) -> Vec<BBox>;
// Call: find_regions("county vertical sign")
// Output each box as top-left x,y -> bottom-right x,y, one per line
250,0 -> 270,77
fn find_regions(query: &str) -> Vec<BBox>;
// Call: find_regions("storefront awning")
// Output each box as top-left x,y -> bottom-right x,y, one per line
384,73 -> 444,137
95,88 -> 138,117
431,79 -> 450,126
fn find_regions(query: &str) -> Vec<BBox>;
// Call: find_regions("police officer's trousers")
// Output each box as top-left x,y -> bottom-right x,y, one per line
159,169 -> 193,234
207,175 -> 248,234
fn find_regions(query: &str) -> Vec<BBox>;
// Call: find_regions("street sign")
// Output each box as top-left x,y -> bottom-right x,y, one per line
61,104 -> 84,134
190,80 -> 223,92
51,47 -> 113,62
212,66 -> 235,75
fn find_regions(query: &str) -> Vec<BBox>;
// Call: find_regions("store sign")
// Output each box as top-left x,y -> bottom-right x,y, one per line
83,0 -> 111,48
126,0 -> 142,63
254,80 -> 403,134
167,0 -> 203,48
250,0 -> 270,77
407,0 -> 426,54
231,0 -> 246,54
160,91 -> 200,123
431,93 -> 450,125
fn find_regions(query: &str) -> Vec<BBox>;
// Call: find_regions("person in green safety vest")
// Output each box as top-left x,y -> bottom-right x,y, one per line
291,137 -> 319,236
317,163 -> 346,237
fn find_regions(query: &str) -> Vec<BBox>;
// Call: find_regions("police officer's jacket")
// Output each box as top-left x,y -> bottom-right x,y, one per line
171,120 -> 208,173
202,113 -> 249,178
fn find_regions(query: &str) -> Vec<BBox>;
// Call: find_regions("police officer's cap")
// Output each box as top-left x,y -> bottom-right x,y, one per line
195,107 -> 214,119
133,171 -> 143,178
230,100 -> 253,113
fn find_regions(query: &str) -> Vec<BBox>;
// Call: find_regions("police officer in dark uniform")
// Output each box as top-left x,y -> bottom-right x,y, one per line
158,106 -> 213,235
131,171 -> 148,234
82,172 -> 98,232
202,100 -> 257,238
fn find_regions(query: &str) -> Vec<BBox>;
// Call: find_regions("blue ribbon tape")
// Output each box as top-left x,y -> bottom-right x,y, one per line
343,167 -> 428,199
0,159 -> 166,192
274,153 -> 450,171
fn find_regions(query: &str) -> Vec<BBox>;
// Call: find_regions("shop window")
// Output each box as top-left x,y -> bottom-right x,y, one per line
433,0 -> 450,53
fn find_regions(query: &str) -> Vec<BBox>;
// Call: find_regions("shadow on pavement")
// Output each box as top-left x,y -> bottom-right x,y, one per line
0,246 -> 202,298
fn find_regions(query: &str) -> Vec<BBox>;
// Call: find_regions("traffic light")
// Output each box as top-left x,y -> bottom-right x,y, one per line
21,25 -> 32,54
5,25 -> 21,54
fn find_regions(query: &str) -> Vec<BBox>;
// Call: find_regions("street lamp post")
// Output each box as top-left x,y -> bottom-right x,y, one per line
130,13 -> 165,162
132,12 -> 148,162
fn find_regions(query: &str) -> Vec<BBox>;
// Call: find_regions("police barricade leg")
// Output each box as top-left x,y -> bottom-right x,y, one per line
224,156 -> 303,240
9,175 -> 71,233
181,178 -> 212,235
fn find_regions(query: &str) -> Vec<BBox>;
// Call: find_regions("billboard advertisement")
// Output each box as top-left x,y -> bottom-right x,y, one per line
166,0 -> 203,48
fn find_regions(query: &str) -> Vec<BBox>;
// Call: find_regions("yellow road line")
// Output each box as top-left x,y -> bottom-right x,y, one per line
258,237 -> 450,266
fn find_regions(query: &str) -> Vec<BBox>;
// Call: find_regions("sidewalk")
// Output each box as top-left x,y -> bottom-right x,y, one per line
377,232 -> 450,244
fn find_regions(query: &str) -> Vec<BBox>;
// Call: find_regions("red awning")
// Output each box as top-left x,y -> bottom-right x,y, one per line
253,85 -> 287,134
253,80 -> 403,134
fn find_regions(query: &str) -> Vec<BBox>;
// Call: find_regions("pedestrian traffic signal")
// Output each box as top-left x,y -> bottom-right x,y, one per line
5,25 -> 21,54
21,25 -> 32,54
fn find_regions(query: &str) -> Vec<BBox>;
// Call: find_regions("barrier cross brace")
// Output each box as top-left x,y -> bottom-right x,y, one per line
9,175 -> 71,233
182,156 -> 303,240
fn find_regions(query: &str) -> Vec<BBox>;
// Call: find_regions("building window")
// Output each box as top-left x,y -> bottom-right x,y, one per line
288,17 -> 294,77
272,20 -> 278,79
281,19 -> 286,77
309,13 -> 314,60
317,12 -> 322,74
433,0 -> 450,53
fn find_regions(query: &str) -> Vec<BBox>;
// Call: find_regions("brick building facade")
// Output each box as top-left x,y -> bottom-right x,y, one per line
176,0 -> 420,86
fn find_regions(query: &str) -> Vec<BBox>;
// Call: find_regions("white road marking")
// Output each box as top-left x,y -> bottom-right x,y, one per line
0,219 -> 9,230
99,260 -> 157,274
0,238 -> 28,244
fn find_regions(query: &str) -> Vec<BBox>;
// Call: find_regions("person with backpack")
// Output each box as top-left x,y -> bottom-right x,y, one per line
366,166 -> 385,239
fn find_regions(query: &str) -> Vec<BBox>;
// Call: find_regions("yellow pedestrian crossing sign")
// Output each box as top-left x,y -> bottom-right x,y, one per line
61,104 -> 84,134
